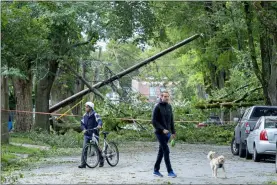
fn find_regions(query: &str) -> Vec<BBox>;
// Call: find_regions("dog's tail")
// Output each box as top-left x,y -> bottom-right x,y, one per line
207,151 -> 215,160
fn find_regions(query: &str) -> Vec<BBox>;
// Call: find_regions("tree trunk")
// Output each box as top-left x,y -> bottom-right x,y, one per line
268,34 -> 277,105
34,60 -> 59,132
252,1 -> 277,105
259,29 -> 273,105
72,62 -> 84,116
1,76 -> 9,144
13,77 -> 33,132
218,69 -> 225,89
244,2 -> 271,105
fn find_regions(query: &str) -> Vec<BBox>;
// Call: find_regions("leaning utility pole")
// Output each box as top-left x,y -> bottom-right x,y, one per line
49,34 -> 201,113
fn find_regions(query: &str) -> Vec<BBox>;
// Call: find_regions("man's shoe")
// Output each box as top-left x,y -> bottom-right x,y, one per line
78,164 -> 86,168
168,171 -> 177,178
153,171 -> 163,177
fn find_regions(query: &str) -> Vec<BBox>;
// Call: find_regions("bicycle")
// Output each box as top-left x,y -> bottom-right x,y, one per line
82,127 -> 119,168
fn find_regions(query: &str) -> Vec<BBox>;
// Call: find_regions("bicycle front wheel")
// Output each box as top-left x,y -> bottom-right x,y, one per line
105,141 -> 119,167
83,144 -> 100,168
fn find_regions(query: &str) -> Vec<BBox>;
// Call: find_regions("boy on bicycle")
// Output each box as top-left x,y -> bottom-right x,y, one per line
78,101 -> 104,168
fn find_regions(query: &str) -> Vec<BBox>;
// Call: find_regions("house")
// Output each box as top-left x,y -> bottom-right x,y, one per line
131,78 -> 175,103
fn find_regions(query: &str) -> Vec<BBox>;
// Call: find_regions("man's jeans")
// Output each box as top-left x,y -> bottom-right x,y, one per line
154,133 -> 173,173
81,136 -> 104,165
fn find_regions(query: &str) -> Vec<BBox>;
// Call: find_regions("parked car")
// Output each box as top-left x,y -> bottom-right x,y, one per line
246,116 -> 277,162
231,106 -> 277,158
197,115 -> 223,128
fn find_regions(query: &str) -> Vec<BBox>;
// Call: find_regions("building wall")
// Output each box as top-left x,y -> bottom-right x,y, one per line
132,79 -> 173,103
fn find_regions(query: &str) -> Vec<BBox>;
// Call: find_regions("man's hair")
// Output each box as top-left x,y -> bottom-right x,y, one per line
161,90 -> 169,96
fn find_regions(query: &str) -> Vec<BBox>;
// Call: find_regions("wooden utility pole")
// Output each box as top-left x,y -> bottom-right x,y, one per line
49,34 -> 201,113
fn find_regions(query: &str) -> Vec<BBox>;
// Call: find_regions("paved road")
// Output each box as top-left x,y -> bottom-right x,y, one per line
15,142 -> 277,184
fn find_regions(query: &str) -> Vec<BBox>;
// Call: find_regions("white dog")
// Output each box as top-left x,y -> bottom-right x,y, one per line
207,151 -> 226,178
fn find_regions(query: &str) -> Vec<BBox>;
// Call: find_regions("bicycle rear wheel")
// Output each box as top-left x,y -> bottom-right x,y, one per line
105,141 -> 119,167
83,144 -> 100,168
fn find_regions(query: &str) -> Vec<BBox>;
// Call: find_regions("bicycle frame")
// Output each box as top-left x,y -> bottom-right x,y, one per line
89,128 -> 114,158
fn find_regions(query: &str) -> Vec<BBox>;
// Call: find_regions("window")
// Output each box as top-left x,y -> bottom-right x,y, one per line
250,107 -> 277,119
150,87 -> 156,97
254,119 -> 262,130
160,86 -> 166,93
264,118 -> 277,129
242,108 -> 251,120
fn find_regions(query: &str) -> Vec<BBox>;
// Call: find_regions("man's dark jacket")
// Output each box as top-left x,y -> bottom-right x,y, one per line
152,102 -> 176,135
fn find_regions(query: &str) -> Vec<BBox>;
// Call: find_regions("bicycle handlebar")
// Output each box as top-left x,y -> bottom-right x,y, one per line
86,127 -> 99,131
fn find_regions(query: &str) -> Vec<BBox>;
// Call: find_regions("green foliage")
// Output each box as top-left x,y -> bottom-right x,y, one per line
106,122 -> 235,145
1,145 -> 43,156
1,144 -> 47,173
107,129 -> 156,143
10,130 -> 83,148
1,1 -> 49,78
266,181 -> 277,185
10,137 -> 46,146
1,138 -> 81,184
176,123 -> 235,145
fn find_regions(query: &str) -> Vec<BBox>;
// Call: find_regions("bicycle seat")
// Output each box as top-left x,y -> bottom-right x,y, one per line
102,131 -> 109,135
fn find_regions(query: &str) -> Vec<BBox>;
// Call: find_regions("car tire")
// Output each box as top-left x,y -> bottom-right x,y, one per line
253,144 -> 261,162
239,140 -> 246,158
231,137 -> 239,156
245,142 -> 252,160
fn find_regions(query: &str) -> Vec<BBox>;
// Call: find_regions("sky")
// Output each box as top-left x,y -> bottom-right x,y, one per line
96,40 -> 107,51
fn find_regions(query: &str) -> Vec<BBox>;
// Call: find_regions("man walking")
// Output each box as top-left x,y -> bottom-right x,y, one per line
78,101 -> 104,168
152,91 -> 177,178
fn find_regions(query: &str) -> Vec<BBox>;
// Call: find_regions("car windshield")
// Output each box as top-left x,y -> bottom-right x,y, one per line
264,118 -> 277,129
206,116 -> 221,124
250,107 -> 277,119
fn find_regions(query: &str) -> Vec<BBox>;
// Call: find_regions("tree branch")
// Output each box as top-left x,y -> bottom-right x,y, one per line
63,36 -> 94,55
194,102 -> 257,109
63,63 -> 148,130
195,86 -> 263,109
233,86 -> 262,103
71,36 -> 93,48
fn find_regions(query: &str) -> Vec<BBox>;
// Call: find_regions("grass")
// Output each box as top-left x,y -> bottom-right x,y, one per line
2,144 -> 45,155
1,142 -> 81,184
1,153 -> 18,164
9,130 -> 84,148
1,144 -> 48,171
266,181 -> 277,184
10,137 -> 49,146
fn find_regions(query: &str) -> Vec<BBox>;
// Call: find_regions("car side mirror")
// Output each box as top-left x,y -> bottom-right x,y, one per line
233,117 -> 239,123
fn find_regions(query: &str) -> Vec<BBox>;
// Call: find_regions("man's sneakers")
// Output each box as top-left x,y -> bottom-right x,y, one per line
153,171 -> 163,177
168,171 -> 177,178
154,171 -> 177,178
78,164 -> 86,168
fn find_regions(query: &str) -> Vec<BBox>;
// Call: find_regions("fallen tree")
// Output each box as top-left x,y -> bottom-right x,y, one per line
49,34 -> 201,113
195,86 -> 263,109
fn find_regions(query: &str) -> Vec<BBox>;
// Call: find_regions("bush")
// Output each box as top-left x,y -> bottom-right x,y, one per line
106,129 -> 156,143
175,123 -> 235,145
